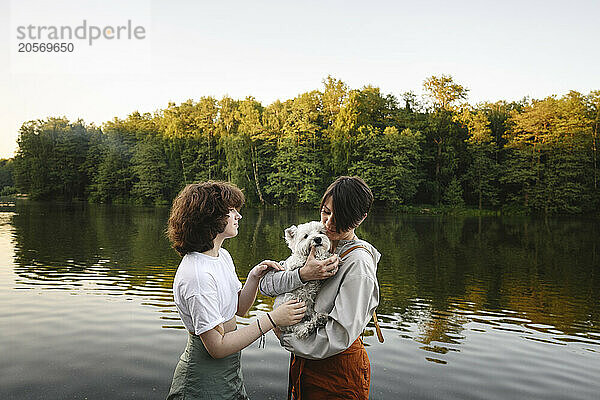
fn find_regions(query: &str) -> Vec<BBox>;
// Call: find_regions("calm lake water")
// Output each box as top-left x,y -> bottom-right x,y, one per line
1,199 -> 599,400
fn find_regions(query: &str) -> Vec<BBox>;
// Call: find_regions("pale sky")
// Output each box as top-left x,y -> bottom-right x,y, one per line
1,0 -> 599,158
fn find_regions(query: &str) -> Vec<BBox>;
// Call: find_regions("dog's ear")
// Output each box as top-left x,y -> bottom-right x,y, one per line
284,225 -> 297,245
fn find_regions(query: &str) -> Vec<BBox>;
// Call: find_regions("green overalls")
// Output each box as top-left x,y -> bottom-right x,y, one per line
167,332 -> 249,400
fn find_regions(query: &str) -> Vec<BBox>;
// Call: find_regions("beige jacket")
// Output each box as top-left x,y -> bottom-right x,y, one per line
259,238 -> 380,360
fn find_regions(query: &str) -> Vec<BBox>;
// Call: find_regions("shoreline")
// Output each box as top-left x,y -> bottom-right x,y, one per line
2,195 -> 598,217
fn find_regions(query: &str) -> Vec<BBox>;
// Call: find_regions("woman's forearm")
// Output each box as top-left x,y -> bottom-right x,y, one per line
201,314 -> 273,359
259,268 -> 304,297
237,276 -> 259,316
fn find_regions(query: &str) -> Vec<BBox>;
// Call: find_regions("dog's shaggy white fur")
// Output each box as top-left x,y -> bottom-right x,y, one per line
273,221 -> 332,339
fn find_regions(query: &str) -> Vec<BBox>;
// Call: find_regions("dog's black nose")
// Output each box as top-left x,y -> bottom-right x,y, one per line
314,237 -> 322,244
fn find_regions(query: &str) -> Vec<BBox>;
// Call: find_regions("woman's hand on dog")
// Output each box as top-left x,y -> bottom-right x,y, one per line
271,300 -> 307,327
248,260 -> 284,281
299,246 -> 340,282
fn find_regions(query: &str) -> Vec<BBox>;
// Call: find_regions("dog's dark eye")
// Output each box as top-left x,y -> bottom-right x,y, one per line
304,234 -> 308,239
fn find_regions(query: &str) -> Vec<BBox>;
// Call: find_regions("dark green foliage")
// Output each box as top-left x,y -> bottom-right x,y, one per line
7,77 -> 599,214
267,136 -> 317,206
443,177 -> 465,207
90,138 -> 133,203
266,92 -> 328,206
501,93 -> 596,214
348,126 -> 423,205
131,137 -> 172,205
0,158 -> 15,195
13,118 -> 90,199
459,109 -> 500,209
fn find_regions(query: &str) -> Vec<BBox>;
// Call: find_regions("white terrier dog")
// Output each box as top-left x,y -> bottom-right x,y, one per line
273,221 -> 332,339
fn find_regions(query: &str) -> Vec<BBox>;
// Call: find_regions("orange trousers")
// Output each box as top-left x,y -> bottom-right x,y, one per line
288,337 -> 370,400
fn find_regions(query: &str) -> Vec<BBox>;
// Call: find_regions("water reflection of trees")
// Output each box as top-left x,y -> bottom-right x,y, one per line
361,214 -> 600,344
11,201 -> 180,296
10,203 -> 320,298
9,202 -> 600,341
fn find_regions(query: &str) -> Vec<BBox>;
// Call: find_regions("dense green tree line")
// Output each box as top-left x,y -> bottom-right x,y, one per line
3,75 -> 599,214
0,158 -> 15,195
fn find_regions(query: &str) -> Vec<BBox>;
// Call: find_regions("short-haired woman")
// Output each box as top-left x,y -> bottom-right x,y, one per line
260,176 -> 380,399
166,181 -> 306,400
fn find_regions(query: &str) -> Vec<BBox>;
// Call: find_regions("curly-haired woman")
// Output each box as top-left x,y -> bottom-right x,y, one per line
166,181 -> 306,400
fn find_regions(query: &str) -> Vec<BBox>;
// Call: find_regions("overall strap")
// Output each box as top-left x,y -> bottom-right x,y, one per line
339,244 -> 373,259
339,244 -> 384,343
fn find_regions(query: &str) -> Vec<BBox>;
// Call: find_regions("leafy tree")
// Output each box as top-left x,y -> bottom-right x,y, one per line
457,109 -> 499,209
321,76 -> 348,128
423,75 -> 469,205
267,92 -> 326,206
237,97 -> 265,204
388,128 -> 425,204
54,120 -> 90,199
423,75 -> 469,111
14,118 -> 91,199
330,90 -> 360,176
195,97 -> 220,180
503,94 -> 592,213
161,98 -> 222,185
443,177 -> 465,207
349,126 -> 423,205
0,159 -> 15,195
357,86 -> 389,129
585,91 -> 600,206
90,138 -> 133,203
131,137 -> 172,205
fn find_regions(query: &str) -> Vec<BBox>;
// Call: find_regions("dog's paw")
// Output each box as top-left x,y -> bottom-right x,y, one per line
316,313 -> 328,326
295,324 -> 310,339
280,325 -> 292,335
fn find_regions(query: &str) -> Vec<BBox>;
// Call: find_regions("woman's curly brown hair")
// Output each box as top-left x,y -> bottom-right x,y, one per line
167,181 -> 244,256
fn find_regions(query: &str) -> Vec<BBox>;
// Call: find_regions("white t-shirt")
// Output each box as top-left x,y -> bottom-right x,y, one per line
173,248 -> 242,335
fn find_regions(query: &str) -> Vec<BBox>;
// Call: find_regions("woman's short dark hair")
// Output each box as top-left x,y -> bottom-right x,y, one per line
167,181 -> 244,256
320,176 -> 373,233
